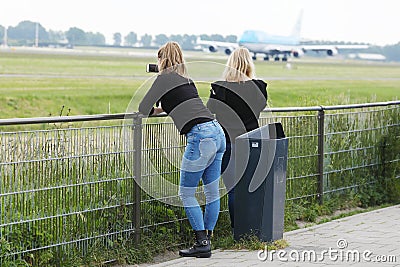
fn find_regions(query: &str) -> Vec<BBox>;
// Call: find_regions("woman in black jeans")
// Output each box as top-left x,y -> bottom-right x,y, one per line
207,47 -> 268,231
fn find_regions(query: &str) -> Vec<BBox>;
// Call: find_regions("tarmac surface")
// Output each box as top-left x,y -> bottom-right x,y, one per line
137,205 -> 400,267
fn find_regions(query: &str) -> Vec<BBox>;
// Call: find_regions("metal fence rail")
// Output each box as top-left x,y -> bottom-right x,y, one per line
0,101 -> 399,263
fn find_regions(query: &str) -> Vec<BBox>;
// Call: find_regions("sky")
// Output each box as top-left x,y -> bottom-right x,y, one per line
0,0 -> 399,46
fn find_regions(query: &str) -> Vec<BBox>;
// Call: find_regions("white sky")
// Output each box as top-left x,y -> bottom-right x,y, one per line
0,0 -> 399,46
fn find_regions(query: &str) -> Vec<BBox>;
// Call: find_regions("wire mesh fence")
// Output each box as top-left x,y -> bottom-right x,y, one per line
0,118 -> 138,263
323,106 -> 400,195
260,113 -> 321,202
0,101 -> 399,263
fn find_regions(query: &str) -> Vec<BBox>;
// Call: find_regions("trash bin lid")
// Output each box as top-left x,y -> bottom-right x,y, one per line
236,122 -> 285,140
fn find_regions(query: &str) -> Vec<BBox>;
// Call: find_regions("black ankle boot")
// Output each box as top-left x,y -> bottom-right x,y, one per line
179,230 -> 211,258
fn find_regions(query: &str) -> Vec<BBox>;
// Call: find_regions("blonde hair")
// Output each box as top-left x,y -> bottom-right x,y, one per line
223,47 -> 255,82
157,41 -> 187,77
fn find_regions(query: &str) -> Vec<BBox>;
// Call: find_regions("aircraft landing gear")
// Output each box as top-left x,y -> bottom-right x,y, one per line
274,56 -> 280,61
252,53 -> 257,60
263,56 -> 269,61
282,57 -> 288,62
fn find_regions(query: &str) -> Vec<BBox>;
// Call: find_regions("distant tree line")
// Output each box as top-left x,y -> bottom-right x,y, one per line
0,20 -> 236,50
1,20 -> 400,61
0,21 -> 106,46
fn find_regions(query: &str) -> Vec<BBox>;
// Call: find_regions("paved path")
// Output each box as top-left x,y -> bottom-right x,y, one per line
140,205 -> 400,267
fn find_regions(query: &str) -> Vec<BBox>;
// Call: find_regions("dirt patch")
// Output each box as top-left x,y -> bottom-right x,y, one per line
114,250 -> 180,267
295,207 -> 365,229
140,250 -> 180,266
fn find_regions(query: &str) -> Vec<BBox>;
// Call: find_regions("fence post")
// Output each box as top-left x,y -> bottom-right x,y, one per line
317,108 -> 325,205
133,115 -> 143,244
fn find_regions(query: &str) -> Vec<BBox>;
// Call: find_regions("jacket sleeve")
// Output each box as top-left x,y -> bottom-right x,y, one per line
256,80 -> 268,101
138,77 -> 162,116
254,80 -> 268,112
206,88 -> 216,113
207,83 -> 225,114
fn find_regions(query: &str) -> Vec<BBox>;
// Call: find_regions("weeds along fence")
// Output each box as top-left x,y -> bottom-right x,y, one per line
0,101 -> 399,264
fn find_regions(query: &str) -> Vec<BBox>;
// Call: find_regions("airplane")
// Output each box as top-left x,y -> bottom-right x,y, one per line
196,11 -> 369,61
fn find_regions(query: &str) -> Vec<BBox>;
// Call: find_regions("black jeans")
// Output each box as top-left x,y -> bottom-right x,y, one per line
221,142 -> 235,228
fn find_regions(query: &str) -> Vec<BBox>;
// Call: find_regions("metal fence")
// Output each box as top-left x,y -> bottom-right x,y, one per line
0,101 -> 399,263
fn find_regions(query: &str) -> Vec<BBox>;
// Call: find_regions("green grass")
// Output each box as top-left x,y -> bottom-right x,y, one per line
0,77 -> 140,118
266,79 -> 400,107
1,49 -> 400,119
255,60 -> 400,79
0,51 -> 153,76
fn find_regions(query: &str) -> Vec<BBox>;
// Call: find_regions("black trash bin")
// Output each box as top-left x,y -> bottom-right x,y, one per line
234,122 -> 288,242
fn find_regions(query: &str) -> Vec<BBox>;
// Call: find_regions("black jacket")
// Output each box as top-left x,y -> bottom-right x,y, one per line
139,72 -> 214,134
207,79 -> 267,143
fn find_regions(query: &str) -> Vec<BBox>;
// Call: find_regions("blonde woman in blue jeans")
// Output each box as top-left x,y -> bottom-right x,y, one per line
139,42 -> 225,258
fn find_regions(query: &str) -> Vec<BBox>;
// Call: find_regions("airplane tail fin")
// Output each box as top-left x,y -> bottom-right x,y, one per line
290,9 -> 303,41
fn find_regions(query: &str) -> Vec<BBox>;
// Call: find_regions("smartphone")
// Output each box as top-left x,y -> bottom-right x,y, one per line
146,64 -> 159,73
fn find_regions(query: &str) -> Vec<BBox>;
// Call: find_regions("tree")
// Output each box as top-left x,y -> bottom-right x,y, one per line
66,27 -> 86,45
169,34 -> 183,44
8,21 -> 49,44
225,35 -> 237,43
383,42 -> 400,62
181,34 -> 196,50
210,34 -> 224,42
199,34 -> 211,41
0,25 -> 4,41
140,34 -> 152,47
113,32 -> 122,46
87,32 -> 106,45
124,32 -> 137,46
48,30 -> 65,43
154,34 -> 169,46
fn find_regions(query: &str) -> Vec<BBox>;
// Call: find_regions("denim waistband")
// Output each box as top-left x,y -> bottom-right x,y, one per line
197,119 -> 218,127
190,119 -> 219,132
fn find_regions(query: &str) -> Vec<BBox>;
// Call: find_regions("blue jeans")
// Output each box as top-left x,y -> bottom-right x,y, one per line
179,120 -> 226,231
221,142 -> 235,228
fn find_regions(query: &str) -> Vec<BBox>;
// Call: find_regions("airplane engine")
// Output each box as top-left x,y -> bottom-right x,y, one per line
327,48 -> 338,56
224,48 -> 233,55
208,45 -> 218,53
292,50 -> 304,58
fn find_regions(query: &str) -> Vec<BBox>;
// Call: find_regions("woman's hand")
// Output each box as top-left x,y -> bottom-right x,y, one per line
153,107 -> 164,115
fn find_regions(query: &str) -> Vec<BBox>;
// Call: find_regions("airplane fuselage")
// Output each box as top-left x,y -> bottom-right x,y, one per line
238,30 -> 300,57
239,30 -> 299,46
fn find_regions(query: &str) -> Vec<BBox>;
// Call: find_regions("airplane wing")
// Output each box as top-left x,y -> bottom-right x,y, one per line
301,44 -> 369,56
243,43 -> 302,59
196,38 -> 239,55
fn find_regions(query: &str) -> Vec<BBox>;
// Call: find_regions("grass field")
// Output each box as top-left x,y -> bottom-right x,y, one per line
1,47 -> 400,119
